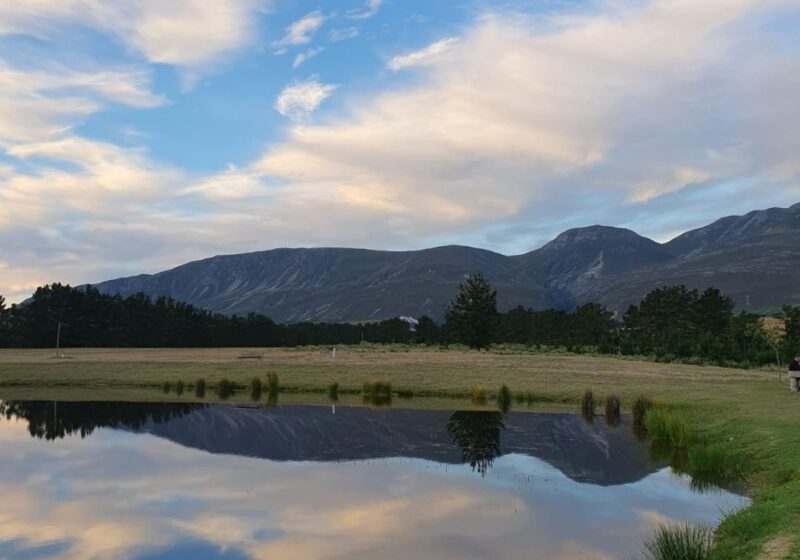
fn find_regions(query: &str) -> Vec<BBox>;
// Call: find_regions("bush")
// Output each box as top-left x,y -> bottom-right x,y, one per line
175,380 -> 184,396
363,379 -> 392,405
195,378 -> 206,398
642,523 -> 713,560
161,381 -> 171,394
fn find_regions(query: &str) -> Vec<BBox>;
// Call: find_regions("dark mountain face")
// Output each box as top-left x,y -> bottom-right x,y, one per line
89,203 -> 800,321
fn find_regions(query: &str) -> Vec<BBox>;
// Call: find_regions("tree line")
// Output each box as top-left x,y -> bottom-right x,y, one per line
1,276 -> 798,368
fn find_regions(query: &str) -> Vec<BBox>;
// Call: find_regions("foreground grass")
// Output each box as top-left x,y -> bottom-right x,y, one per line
0,346 -> 797,558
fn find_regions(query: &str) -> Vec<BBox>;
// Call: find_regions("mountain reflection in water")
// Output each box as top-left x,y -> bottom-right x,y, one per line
0,401 -> 749,560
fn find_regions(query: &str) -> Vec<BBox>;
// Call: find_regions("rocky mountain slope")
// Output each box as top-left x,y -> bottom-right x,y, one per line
89,203 -> 800,321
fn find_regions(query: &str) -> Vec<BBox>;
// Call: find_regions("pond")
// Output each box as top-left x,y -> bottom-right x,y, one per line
0,401 -> 748,559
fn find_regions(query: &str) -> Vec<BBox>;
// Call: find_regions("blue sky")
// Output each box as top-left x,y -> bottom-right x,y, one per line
1,0 -> 799,302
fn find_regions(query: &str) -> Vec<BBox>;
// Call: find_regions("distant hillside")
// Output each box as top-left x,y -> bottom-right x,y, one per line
90,203 -> 800,322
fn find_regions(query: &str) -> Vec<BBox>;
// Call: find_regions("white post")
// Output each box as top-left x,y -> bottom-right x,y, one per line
332,347 -> 336,359
790,376 -> 799,392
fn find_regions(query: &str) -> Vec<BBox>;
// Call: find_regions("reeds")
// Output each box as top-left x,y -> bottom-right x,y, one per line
469,386 -> 487,405
644,408 -> 691,448
396,388 -> 414,399
162,381 -> 171,394
497,385 -> 512,413
641,523 -> 713,560
215,378 -> 236,399
175,380 -> 184,396
605,394 -> 621,427
633,396 -> 654,426
363,379 -> 392,405
250,377 -> 262,400
266,372 -> 279,398
327,382 -> 339,402
195,378 -> 206,398
580,389 -> 595,423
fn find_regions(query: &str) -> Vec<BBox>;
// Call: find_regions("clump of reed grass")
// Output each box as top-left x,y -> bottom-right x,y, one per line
580,389 -> 595,423
250,377 -> 262,400
327,382 -> 339,402
514,392 -> 525,404
396,388 -> 414,399
605,394 -> 621,427
688,444 -> 749,492
363,379 -> 392,406
194,378 -> 206,398
641,523 -> 713,560
215,378 -> 236,399
469,386 -> 487,405
633,396 -> 654,426
497,384 -> 512,413
162,381 -> 171,394
266,372 -> 280,398
644,408 -> 691,448
526,391 -> 536,406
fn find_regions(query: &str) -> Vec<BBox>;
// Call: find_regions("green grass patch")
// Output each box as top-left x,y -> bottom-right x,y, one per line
642,523 -> 713,560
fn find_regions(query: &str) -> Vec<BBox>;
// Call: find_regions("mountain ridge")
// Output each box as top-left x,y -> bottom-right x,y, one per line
89,203 -> 800,322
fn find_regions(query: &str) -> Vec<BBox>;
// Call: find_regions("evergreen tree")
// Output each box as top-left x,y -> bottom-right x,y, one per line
444,272 -> 498,349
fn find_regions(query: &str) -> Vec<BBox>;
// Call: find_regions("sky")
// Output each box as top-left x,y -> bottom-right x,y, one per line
1,0 -> 799,303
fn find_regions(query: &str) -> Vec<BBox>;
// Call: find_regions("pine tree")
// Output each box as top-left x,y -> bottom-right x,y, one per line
445,272 -> 498,349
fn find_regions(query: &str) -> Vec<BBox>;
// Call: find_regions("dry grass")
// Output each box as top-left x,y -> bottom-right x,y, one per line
0,347 -> 774,406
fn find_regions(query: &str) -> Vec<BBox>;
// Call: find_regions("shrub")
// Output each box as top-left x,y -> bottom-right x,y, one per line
641,523 -> 713,560
195,378 -> 206,398
497,385 -> 512,413
327,382 -> 339,401
175,380 -> 184,396
162,381 -> 171,394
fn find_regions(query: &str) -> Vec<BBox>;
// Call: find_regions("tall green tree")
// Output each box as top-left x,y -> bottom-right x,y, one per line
444,272 -> 498,349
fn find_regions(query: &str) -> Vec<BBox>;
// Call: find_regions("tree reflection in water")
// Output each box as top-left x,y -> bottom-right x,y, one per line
446,410 -> 505,476
0,401 -> 203,441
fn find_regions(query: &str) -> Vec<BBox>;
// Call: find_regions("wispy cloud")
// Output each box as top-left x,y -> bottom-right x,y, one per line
0,1 -> 265,67
330,27 -> 360,42
293,47 -> 325,69
274,76 -> 338,121
347,0 -> 383,20
388,37 -> 458,71
274,11 -> 327,53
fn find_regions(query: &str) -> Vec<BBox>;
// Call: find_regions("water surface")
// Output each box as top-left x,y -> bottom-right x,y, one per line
0,401 -> 748,559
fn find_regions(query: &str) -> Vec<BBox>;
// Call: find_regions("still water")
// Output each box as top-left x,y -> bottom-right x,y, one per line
0,401 -> 747,560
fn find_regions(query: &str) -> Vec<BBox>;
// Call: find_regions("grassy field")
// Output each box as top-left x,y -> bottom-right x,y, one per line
0,346 -> 798,559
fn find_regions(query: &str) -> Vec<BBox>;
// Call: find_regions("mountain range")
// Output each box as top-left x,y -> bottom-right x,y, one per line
89,203 -> 800,322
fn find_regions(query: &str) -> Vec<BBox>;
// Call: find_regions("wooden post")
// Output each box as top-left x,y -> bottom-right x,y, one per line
55,321 -> 62,359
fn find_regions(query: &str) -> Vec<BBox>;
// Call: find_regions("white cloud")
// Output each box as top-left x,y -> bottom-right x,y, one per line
0,1 -> 265,67
387,37 -> 459,72
330,27 -> 360,42
293,47 -> 325,69
0,60 -> 163,144
274,11 -> 326,52
347,0 -> 383,20
274,77 -> 338,121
